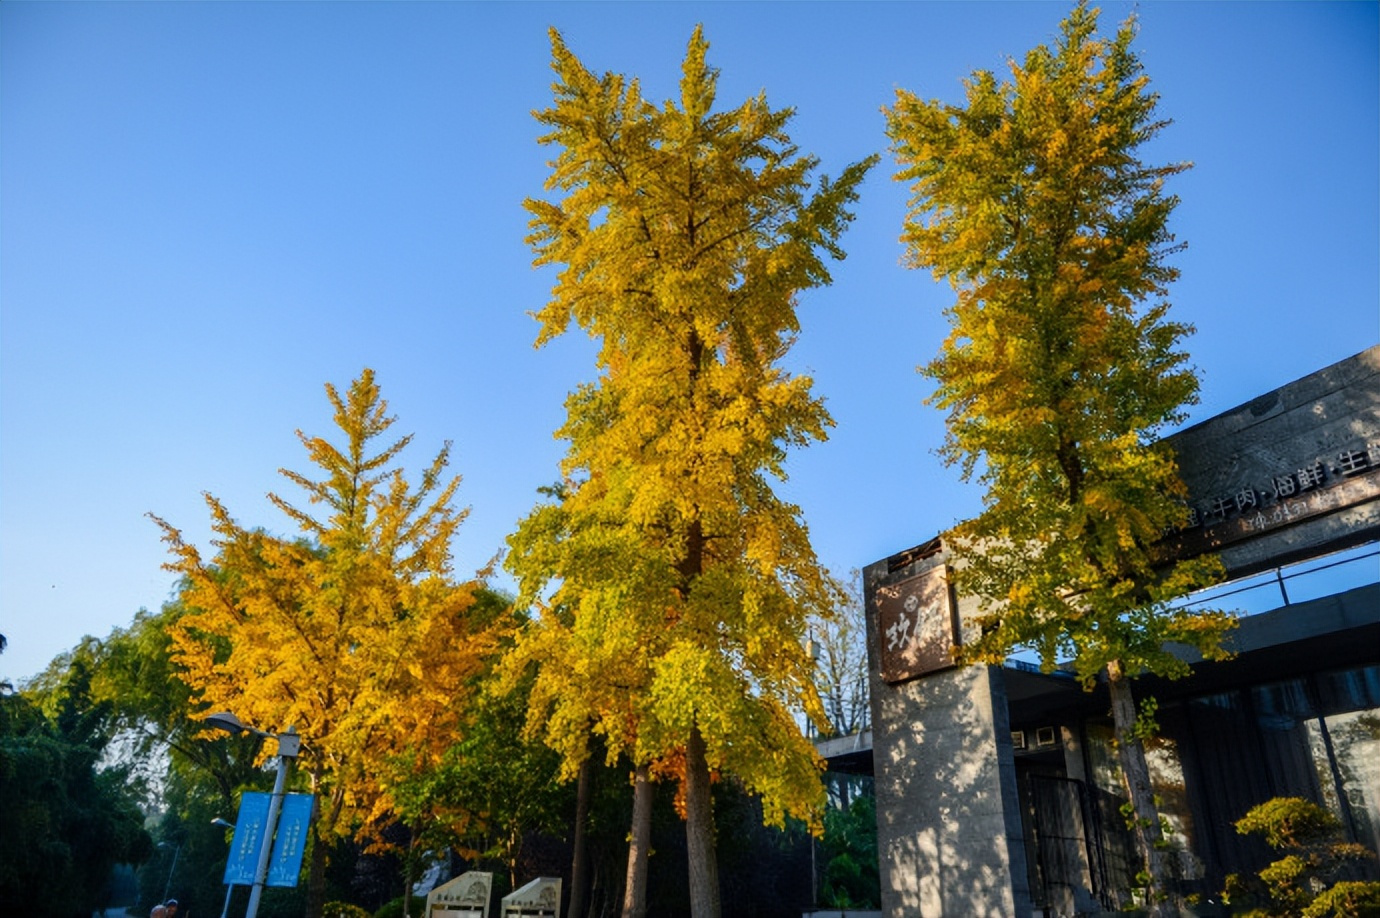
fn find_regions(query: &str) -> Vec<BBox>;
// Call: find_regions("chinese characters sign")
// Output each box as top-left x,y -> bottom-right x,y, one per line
874,565 -> 957,683
1166,443 -> 1380,559
224,791 -> 313,888
224,792 -> 269,885
268,793 -> 312,887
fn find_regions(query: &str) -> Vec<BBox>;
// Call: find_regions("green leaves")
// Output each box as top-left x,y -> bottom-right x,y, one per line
887,1 -> 1231,681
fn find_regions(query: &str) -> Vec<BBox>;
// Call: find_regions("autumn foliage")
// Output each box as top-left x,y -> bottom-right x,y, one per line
886,4 -> 1234,914
506,25 -> 874,918
152,371 -> 502,874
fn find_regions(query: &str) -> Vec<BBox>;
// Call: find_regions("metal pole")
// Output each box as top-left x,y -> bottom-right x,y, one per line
213,817 -> 238,918
810,832 -> 817,909
161,843 -> 181,904
246,728 -> 299,918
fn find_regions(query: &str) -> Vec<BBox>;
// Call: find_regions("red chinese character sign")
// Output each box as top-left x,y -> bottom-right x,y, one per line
874,565 -> 959,683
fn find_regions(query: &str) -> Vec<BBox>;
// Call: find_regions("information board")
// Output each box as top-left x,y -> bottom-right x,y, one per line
223,791 -> 313,888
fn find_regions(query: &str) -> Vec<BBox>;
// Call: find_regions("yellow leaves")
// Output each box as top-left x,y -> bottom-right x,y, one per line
154,370 -> 502,847
510,25 -> 866,833
891,3 -> 1231,688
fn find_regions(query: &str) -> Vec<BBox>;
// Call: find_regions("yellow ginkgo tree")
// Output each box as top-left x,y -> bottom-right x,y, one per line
886,5 -> 1235,915
152,369 -> 499,918
506,26 -> 874,918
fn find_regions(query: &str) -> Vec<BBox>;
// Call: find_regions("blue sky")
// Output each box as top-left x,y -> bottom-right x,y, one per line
2,1 -> 1376,685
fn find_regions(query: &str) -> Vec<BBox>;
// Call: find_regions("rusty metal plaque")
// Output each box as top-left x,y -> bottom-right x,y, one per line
875,565 -> 958,683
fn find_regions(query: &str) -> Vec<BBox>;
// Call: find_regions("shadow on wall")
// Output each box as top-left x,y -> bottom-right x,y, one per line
873,664 -> 1027,918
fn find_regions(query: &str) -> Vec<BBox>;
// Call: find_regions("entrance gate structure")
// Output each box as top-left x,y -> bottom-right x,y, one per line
861,347 -> 1380,917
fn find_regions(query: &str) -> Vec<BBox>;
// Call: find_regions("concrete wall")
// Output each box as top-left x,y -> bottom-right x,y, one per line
864,551 -> 1031,918
861,347 -> 1380,917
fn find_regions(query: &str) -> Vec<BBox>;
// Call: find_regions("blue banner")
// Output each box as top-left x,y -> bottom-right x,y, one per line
224,792 -> 270,885
224,791 -> 313,888
267,793 -> 313,887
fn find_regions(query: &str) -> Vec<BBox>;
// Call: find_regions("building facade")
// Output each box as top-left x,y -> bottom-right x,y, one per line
861,347 -> 1380,916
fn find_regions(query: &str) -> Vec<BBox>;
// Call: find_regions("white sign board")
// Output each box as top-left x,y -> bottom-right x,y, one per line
426,870 -> 493,918
500,876 -> 561,918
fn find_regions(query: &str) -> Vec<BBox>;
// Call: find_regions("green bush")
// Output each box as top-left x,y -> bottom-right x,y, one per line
1224,797 -> 1380,917
818,795 -> 879,909
323,903 -> 372,918
1303,880 -> 1380,918
373,895 -> 427,918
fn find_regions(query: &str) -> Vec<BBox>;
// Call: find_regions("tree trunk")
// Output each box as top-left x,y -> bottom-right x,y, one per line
570,753 -> 594,918
621,763 -> 653,918
401,830 -> 417,918
305,770 -> 336,918
685,725 -> 721,918
306,824 -> 328,918
1106,659 -> 1176,918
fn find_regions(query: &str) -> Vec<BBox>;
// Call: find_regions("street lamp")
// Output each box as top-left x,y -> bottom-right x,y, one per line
157,841 -> 181,905
212,818 -> 237,918
206,712 -> 302,918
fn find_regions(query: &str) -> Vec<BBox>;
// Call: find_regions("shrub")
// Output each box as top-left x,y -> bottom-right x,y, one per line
373,895 -> 427,918
1224,797 -> 1380,917
323,903 -> 371,918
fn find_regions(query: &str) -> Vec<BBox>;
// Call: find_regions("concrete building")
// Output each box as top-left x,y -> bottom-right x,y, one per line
856,347 -> 1380,916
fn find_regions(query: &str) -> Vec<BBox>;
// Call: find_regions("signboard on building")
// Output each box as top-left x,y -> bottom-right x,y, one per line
874,563 -> 957,683
1158,347 -> 1380,575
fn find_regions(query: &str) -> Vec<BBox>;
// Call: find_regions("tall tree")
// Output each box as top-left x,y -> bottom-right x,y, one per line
152,369 -> 501,918
510,27 -> 874,918
886,5 -> 1234,915
24,604 -> 299,917
810,573 -> 869,740
0,667 -> 152,917
808,574 -> 870,812
27,601 -> 265,813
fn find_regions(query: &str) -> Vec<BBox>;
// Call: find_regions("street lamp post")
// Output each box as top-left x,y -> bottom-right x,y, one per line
212,818 -> 237,918
206,712 -> 302,918
157,841 -> 181,905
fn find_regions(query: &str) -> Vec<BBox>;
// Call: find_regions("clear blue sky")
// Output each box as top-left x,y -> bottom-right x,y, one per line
2,2 -> 1376,685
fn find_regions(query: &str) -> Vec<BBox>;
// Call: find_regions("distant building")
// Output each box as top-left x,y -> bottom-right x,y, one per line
853,346 -> 1380,916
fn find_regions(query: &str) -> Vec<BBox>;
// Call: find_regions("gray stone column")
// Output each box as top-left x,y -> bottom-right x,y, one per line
864,553 -> 1031,918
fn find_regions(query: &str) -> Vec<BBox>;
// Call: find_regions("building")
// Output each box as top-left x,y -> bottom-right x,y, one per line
857,347 -> 1380,916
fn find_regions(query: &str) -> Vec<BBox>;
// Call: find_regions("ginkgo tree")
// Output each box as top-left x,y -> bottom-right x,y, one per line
152,369 -> 500,918
507,26 -> 874,918
886,5 -> 1234,915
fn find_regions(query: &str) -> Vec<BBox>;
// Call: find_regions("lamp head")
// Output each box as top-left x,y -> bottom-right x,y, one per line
203,711 -> 299,756
205,711 -> 249,735
204,711 -> 272,739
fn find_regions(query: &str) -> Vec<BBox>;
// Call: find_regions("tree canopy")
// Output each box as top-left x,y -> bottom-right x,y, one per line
508,26 -> 874,918
0,665 -> 152,917
886,4 -> 1234,913
153,369 -> 504,916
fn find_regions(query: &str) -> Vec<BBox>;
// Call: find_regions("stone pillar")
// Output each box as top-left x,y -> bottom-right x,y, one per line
864,549 -> 1031,918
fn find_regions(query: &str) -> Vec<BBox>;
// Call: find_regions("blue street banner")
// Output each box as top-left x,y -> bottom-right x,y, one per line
223,792 -> 313,887
224,793 -> 270,885
267,793 -> 313,887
